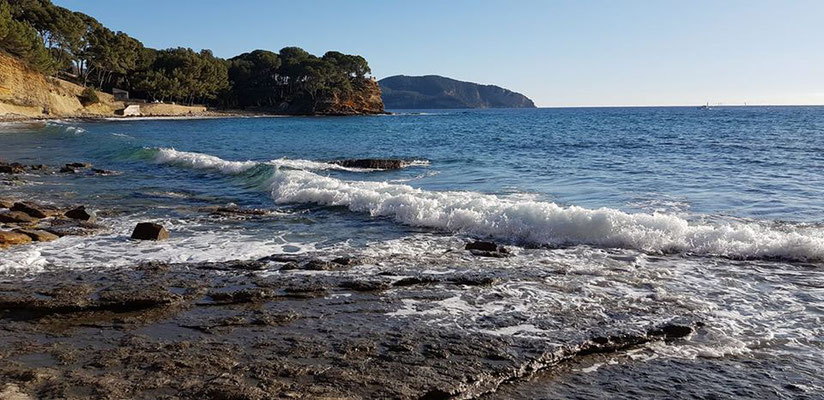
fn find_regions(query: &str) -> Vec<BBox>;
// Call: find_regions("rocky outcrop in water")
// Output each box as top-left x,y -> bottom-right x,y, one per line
333,158 -> 407,169
131,222 -> 169,240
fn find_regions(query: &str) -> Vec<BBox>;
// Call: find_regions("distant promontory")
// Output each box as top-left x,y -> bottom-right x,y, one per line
378,75 -> 536,109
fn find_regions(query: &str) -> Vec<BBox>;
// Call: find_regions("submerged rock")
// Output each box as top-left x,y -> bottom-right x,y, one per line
466,240 -> 510,257
131,222 -> 169,240
65,162 -> 92,169
40,219 -> 104,237
91,168 -> 117,175
0,162 -> 25,174
0,231 -> 32,246
333,159 -> 407,170
64,206 -> 96,222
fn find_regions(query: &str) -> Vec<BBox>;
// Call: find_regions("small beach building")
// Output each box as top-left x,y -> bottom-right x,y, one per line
112,88 -> 129,101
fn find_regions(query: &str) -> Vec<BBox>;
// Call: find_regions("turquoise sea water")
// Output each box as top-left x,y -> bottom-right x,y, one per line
1,107 -> 823,397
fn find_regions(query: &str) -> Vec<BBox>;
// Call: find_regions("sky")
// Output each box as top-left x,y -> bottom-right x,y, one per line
54,0 -> 824,107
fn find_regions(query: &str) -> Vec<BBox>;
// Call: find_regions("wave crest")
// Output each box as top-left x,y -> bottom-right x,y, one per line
151,148 -> 824,261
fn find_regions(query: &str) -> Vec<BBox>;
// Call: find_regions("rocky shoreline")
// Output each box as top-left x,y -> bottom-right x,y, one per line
0,253 -> 698,399
1,159 -> 701,399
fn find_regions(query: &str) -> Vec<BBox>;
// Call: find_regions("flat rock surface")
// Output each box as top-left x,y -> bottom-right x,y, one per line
0,256 -> 699,399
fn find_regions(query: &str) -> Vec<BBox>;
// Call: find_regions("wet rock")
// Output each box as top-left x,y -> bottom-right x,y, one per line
91,168 -> 117,175
465,240 -> 509,253
340,279 -> 392,292
393,276 -> 441,287
40,219 -> 104,236
58,166 -> 76,173
12,229 -> 58,242
0,162 -> 25,174
331,256 -> 370,266
0,198 -> 14,209
131,222 -> 169,240
28,164 -> 48,171
258,254 -> 303,263
11,202 -> 60,218
63,206 -> 96,222
465,241 -> 509,258
648,323 -> 694,339
448,274 -> 499,286
65,162 -> 92,169
280,259 -> 346,271
0,231 -> 33,246
206,288 -> 278,304
195,260 -> 268,271
333,159 -> 407,170
0,211 -> 38,224
205,206 -> 272,217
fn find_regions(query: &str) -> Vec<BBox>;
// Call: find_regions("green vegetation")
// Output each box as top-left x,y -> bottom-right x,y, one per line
0,0 -> 375,111
79,86 -> 98,105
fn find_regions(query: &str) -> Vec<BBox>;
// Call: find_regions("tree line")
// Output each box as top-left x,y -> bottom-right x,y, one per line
0,0 -> 372,110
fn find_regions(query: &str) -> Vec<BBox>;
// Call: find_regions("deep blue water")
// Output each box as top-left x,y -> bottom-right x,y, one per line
3,106 -> 824,222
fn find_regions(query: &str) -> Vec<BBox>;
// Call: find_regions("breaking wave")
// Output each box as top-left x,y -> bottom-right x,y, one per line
149,148 -> 824,261
151,147 -> 427,173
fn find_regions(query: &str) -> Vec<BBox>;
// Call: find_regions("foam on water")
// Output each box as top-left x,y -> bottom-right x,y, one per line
150,148 -> 824,262
0,216 -> 318,274
152,147 -> 424,173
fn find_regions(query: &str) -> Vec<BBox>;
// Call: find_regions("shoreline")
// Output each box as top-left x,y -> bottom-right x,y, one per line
0,109 -> 392,125
0,253 -> 697,399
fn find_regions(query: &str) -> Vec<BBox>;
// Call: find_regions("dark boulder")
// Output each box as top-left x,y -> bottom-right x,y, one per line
649,324 -> 694,339
465,241 -> 507,253
59,166 -> 76,173
29,164 -> 48,171
333,159 -> 407,170
131,222 -> 169,240
64,206 -> 96,222
465,241 -> 510,257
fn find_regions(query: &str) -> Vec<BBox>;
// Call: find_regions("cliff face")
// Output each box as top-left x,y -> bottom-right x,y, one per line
282,79 -> 385,115
379,75 -> 536,109
0,54 -> 121,119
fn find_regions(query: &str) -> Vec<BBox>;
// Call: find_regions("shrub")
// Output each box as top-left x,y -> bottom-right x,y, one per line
79,87 -> 99,106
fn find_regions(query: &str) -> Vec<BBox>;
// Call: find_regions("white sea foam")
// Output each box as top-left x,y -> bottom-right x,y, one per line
154,148 -> 259,174
152,148 -> 426,174
152,149 -> 824,261
0,217 -> 317,274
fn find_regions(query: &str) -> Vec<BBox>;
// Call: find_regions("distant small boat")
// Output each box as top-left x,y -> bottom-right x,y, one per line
698,102 -> 712,110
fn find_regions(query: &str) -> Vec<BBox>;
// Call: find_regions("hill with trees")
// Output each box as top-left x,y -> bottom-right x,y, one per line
379,75 -> 535,109
0,0 -> 383,116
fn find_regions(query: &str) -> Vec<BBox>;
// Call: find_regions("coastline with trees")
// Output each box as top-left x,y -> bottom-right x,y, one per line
0,0 -> 384,118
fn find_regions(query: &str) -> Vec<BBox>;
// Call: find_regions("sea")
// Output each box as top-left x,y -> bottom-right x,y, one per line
1,107 -> 822,398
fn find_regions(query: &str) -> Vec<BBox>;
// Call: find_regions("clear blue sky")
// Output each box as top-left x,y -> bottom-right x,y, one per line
54,0 -> 824,107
